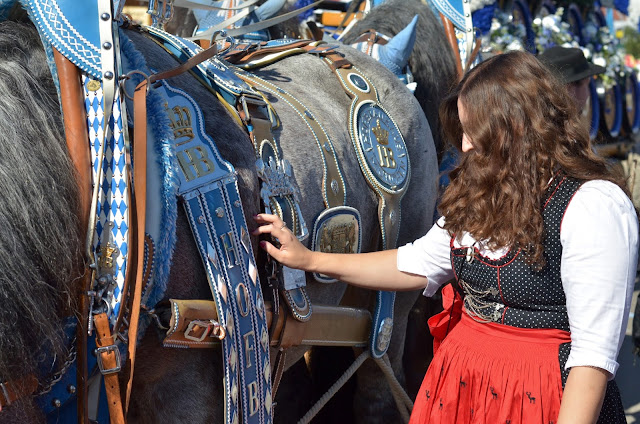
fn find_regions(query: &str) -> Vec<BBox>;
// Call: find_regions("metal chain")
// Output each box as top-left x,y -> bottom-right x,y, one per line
35,339 -> 77,396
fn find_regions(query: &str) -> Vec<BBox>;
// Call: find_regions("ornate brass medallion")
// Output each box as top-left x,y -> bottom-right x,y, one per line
355,102 -> 409,193
311,206 -> 362,283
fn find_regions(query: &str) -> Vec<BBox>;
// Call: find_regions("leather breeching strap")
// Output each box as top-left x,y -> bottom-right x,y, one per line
52,47 -> 92,424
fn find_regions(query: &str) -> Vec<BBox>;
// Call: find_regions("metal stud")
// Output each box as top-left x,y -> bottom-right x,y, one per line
198,216 -> 206,224
103,42 -> 112,50
52,399 -> 62,408
234,200 -> 241,208
330,180 -> 339,195
103,71 -> 114,80
216,207 -> 225,218
100,12 -> 111,21
67,385 -> 77,394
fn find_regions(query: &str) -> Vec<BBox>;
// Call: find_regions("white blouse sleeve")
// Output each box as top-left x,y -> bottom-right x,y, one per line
396,216 -> 455,297
561,180 -> 639,378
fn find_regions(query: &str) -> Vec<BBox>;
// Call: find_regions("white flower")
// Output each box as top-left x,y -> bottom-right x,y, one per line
541,15 -> 556,28
593,56 -> 607,67
506,40 -> 524,51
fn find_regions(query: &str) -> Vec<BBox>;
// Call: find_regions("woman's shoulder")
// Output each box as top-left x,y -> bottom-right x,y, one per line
574,180 -> 634,212
564,180 -> 637,228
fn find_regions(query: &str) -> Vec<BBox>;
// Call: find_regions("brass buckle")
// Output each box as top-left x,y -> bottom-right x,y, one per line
184,319 -> 226,342
239,94 -> 274,125
95,345 -> 122,375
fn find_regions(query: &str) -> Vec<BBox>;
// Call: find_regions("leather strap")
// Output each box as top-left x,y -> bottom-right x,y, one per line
150,43 -> 219,82
440,13 -> 463,80
0,375 -> 38,410
123,80 -> 150,412
162,300 -> 372,349
51,47 -> 92,424
52,49 -> 92,228
270,348 -> 286,399
222,39 -> 319,66
235,71 -> 345,209
464,36 -> 481,74
163,300 -> 226,348
93,313 -> 125,424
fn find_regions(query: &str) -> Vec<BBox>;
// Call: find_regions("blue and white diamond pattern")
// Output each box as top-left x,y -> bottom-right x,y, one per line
83,74 -> 130,326
456,27 -> 468,70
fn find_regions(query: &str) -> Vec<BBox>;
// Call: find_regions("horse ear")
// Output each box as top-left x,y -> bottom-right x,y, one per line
255,0 -> 287,21
378,15 -> 418,76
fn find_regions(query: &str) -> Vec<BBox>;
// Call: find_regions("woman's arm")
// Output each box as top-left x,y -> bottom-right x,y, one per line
557,366 -> 608,424
558,181 -> 639,422
253,213 -> 428,291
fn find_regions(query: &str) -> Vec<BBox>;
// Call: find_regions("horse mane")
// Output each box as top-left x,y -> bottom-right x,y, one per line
339,0 -> 458,157
0,19 -> 82,392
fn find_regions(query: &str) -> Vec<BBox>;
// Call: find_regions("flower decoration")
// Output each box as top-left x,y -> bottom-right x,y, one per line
483,9 -> 526,54
582,15 -> 623,88
532,8 -> 580,52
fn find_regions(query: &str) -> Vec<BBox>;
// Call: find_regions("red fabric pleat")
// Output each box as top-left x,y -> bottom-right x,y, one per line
427,283 -> 463,356
411,312 -> 571,424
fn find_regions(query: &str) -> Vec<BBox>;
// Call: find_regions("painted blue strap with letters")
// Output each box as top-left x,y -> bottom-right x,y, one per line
158,79 -> 272,424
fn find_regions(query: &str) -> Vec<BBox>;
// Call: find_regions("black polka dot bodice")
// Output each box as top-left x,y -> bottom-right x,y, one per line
450,174 -> 582,332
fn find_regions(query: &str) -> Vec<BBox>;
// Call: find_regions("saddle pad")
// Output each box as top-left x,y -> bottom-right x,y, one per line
19,0 -> 126,79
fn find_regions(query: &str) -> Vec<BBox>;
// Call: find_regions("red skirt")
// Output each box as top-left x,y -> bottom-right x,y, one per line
410,312 -> 571,424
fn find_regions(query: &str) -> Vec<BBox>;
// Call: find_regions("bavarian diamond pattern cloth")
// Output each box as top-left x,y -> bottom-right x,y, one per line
83,73 -> 129,325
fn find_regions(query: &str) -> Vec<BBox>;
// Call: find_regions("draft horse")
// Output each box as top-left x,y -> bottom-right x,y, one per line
0,2 -> 441,423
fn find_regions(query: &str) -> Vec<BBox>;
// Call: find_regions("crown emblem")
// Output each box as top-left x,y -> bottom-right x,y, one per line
372,119 -> 389,146
167,105 -> 195,145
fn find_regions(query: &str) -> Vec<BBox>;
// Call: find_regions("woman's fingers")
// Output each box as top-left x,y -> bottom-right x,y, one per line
252,214 -> 288,238
252,213 -> 312,270
253,213 -> 281,225
259,240 -> 281,259
252,224 -> 275,236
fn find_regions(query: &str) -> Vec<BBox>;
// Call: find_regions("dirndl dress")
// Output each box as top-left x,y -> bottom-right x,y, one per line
410,174 -> 626,424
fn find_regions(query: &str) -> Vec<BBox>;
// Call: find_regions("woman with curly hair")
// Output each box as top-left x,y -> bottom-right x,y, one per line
253,51 -> 638,423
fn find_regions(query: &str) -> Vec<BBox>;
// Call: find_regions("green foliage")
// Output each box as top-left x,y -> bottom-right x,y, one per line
622,26 -> 640,59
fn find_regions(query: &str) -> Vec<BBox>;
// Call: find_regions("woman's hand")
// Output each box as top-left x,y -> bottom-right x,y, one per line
252,213 -> 315,271
253,214 -> 428,292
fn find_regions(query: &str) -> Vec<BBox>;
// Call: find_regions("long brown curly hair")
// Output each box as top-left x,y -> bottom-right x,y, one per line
438,51 -> 627,266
